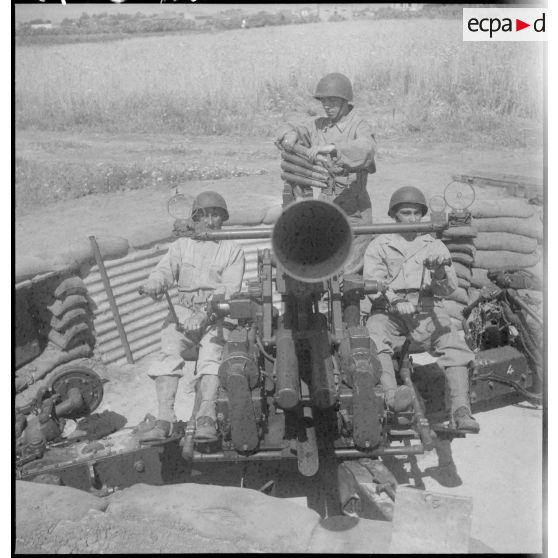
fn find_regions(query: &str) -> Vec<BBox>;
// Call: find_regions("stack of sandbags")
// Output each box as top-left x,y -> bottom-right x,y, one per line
441,223 -> 477,319
469,198 -> 543,289
15,273 -> 96,397
33,273 -> 96,354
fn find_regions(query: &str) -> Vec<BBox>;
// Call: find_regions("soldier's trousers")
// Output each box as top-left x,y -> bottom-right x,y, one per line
147,305 -> 228,380
366,303 -> 474,409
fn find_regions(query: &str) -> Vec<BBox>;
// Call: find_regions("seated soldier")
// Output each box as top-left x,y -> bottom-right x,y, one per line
139,191 -> 245,443
363,186 -> 479,432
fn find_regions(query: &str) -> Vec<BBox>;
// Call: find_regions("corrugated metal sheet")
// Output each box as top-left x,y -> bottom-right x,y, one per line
83,231 -> 280,365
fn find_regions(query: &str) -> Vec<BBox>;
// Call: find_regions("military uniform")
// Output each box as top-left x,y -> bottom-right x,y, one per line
364,232 -> 475,417
144,236 -> 245,434
147,236 -> 245,378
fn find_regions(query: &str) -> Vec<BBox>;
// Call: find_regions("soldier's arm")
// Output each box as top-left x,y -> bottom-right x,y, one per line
146,241 -> 180,291
362,240 -> 400,305
331,120 -> 376,173
215,245 -> 246,298
276,120 -> 315,149
428,242 -> 458,296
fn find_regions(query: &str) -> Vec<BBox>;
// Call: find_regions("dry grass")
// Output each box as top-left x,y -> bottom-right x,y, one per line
16,19 -> 543,145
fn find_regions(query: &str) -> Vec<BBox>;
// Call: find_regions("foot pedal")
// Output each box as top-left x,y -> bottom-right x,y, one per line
352,370 -> 381,449
227,373 -> 259,452
180,421 -> 196,460
296,417 -> 319,477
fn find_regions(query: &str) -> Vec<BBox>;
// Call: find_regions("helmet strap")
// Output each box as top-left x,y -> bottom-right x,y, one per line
330,100 -> 349,124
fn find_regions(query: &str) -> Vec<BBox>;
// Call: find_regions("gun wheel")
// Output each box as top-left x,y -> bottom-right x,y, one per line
47,364 -> 104,419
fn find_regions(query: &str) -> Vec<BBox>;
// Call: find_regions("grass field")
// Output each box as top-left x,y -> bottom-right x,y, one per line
16,19 -> 543,146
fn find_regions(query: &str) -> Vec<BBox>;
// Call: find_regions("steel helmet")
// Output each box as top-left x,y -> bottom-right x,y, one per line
388,186 -> 428,218
314,73 -> 353,102
191,191 -> 229,221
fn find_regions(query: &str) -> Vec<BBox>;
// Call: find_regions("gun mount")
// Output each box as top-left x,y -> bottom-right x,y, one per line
17,200 -> 483,518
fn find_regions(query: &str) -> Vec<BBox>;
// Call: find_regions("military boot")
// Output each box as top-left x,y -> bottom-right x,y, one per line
138,375 -> 179,443
378,353 -> 413,412
445,366 -> 480,433
453,406 -> 480,434
194,374 -> 220,442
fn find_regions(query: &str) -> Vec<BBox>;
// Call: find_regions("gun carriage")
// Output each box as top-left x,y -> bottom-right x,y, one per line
15,197 -> 539,519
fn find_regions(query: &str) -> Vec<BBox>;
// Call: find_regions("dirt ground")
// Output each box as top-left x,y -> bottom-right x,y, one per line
15,131 -> 545,553
15,130 -> 543,256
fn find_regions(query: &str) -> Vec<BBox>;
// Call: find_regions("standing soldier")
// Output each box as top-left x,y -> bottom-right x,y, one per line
139,191 -> 245,442
276,72 -> 376,275
363,186 -> 479,432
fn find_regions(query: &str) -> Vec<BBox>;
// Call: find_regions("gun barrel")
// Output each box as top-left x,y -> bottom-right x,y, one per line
275,326 -> 301,410
191,220 -> 447,241
272,199 -> 352,282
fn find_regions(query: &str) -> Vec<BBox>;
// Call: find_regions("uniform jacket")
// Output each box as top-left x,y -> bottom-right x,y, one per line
148,237 -> 245,303
363,233 -> 457,305
277,108 -> 376,216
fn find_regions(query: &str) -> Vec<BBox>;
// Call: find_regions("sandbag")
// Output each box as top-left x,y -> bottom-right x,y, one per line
128,223 -> 174,249
523,256 -> 543,283
457,277 -> 470,289
48,323 -> 94,350
15,255 -> 56,284
441,226 -> 477,239
453,262 -> 472,281
263,204 -> 284,225
16,481 -> 108,528
473,215 -> 543,240
447,287 -> 470,305
106,483 -> 321,553
470,198 -> 534,219
50,307 -> 92,332
470,268 -> 494,288
473,232 -> 538,254
50,236 -> 130,272
15,342 -> 93,394
227,207 -> 267,226
445,243 -> 476,258
474,249 -> 540,271
440,298 -> 466,321
443,237 -> 474,246
450,252 -> 474,267
53,276 -> 88,299
468,287 -> 482,305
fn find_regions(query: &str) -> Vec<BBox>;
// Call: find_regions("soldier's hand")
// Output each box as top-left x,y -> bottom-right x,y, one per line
281,131 -> 299,151
183,313 -> 206,332
307,143 -> 336,164
424,256 -> 451,271
141,281 -> 165,301
394,301 -> 416,315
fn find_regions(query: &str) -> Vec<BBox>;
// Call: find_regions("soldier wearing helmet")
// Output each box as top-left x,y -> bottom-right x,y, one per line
363,186 -> 479,433
276,72 -> 376,275
139,191 -> 245,443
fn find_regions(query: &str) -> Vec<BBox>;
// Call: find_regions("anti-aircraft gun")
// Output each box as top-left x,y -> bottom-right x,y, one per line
16,198 -> 476,518
196,200 -> 451,462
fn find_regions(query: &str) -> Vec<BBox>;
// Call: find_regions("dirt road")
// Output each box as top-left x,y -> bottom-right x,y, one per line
15,132 -> 544,553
